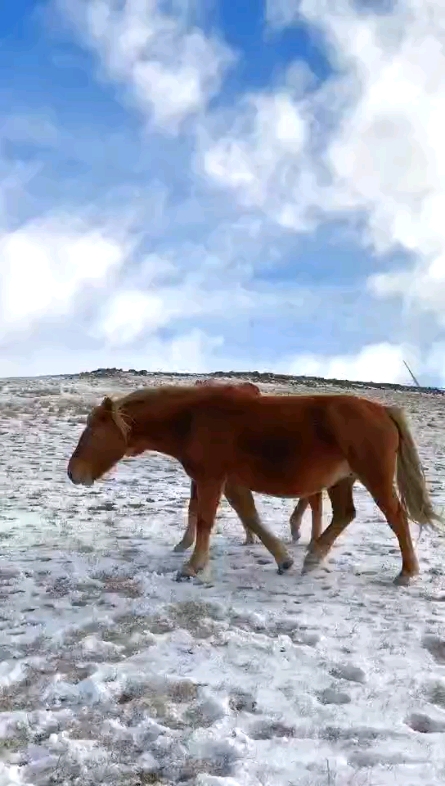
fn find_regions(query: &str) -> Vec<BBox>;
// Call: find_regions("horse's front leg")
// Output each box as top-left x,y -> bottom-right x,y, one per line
176,478 -> 223,581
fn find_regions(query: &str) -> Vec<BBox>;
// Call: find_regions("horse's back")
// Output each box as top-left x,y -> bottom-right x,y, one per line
193,390 -> 386,439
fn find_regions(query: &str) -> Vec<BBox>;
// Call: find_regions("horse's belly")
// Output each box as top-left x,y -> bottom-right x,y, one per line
228,459 -> 351,498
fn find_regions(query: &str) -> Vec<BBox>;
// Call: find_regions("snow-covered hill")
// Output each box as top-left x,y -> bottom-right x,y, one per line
1,371 -> 445,785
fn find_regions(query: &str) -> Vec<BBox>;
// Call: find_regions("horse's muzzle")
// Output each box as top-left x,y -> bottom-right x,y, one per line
67,465 -> 93,487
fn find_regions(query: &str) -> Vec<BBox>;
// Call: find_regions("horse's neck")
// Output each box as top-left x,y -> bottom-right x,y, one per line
127,398 -> 190,454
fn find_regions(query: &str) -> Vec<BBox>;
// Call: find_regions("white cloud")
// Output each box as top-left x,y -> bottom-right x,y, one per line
91,272 -> 318,348
3,0 -> 444,386
93,288 -> 171,345
199,0 -> 445,334
263,0 -> 445,321
201,90 -> 316,231
0,327 -> 224,378
368,258 -> 445,327
57,0 -> 234,131
281,342 -> 415,384
160,328 -> 224,373
0,216 -> 128,337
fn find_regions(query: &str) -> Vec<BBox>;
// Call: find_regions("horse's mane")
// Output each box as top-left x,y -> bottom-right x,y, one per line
108,401 -> 133,438
117,384 -> 197,407
108,383 -> 258,439
109,385 -> 202,438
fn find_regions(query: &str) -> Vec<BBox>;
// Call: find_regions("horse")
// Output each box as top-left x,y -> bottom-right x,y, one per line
67,383 -> 442,585
173,378 -> 323,552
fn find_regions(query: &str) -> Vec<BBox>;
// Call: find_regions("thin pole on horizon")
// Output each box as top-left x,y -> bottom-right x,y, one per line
403,359 -> 421,387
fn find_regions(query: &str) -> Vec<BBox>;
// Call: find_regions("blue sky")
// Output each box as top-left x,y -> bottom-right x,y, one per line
0,0 -> 444,384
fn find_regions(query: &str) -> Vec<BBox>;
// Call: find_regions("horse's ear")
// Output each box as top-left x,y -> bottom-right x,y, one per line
101,396 -> 114,412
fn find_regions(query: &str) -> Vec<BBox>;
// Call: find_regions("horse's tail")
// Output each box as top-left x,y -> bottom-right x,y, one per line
386,405 -> 444,531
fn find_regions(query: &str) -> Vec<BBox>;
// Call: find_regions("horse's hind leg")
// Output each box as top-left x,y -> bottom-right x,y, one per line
347,445 -> 419,584
309,493 -> 323,544
289,498 -> 309,542
173,481 -> 198,552
302,477 -> 355,574
358,470 -> 419,585
224,481 -> 293,574
290,493 -> 323,544
376,496 -> 419,585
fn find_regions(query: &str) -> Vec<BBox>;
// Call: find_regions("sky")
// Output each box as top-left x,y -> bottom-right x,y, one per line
0,0 -> 445,385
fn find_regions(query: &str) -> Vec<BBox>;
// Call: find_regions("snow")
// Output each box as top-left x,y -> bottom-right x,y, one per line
1,371 -> 445,785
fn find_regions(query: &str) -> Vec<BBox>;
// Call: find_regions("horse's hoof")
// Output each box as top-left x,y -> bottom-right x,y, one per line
277,557 -> 294,574
175,570 -> 192,582
173,543 -> 188,553
175,564 -> 197,581
393,572 -> 418,587
301,552 -> 321,574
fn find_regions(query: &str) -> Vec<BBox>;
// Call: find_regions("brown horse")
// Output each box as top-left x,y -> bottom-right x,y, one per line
173,378 -> 323,552
67,384 -> 442,585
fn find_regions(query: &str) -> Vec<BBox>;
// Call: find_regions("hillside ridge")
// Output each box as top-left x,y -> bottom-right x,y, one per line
67,367 -> 444,396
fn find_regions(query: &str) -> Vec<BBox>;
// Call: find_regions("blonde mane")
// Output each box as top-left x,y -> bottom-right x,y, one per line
109,385 -> 199,438
109,399 -> 133,439
118,384 -> 197,407
108,383 -> 255,439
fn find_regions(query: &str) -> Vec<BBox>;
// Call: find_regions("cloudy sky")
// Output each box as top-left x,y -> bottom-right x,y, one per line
0,0 -> 444,384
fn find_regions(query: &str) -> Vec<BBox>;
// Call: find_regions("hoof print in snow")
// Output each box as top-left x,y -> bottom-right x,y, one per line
180,741 -> 240,781
249,719 -> 296,740
185,695 -> 227,728
329,663 -> 367,684
229,690 -> 258,714
422,634 -> 445,664
317,688 -> 352,705
291,630 -> 320,647
426,679 -> 445,708
405,712 -> 445,733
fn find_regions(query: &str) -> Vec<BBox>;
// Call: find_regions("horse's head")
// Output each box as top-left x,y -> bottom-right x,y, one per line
67,396 -> 129,486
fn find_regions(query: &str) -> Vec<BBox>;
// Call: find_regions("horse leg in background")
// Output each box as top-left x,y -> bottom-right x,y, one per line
302,476 -> 356,574
224,482 -> 294,574
173,479 -> 256,552
173,480 -> 199,552
289,493 -> 323,544
223,482 -> 256,545
176,478 -> 224,580
308,493 -> 323,543
289,497 -> 309,541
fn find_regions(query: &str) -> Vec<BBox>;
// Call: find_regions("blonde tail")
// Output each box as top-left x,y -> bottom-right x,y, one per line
386,405 -> 444,531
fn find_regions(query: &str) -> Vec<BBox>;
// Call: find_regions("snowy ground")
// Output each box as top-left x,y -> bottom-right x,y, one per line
1,372 -> 445,786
